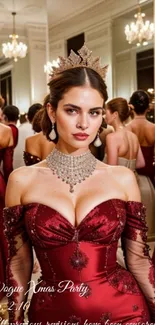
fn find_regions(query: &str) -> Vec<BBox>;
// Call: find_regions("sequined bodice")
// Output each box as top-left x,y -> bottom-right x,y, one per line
13,199 -> 126,283
25,199 -> 125,244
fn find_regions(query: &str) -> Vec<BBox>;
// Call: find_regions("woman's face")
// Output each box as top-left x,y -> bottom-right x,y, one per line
48,86 -> 104,151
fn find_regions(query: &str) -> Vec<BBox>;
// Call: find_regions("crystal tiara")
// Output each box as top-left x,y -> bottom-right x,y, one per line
50,43 -> 108,80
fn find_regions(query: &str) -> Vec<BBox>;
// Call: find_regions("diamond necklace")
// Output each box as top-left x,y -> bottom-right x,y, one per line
46,147 -> 97,193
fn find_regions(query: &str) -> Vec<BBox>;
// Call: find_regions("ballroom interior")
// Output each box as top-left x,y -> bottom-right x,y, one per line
0,0 -> 154,114
0,0 -> 155,321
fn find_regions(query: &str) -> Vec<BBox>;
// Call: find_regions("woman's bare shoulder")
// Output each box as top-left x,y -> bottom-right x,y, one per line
126,128 -> 139,140
147,120 -> 155,130
6,164 -> 49,205
0,123 -> 11,132
107,165 -> 140,201
26,132 -> 41,144
6,166 -> 38,206
8,165 -> 39,184
98,162 -> 137,185
0,123 -> 13,146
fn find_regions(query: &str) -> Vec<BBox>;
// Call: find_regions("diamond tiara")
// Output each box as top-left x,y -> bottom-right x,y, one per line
50,43 -> 108,80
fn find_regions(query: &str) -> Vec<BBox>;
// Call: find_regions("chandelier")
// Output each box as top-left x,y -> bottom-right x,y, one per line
44,59 -> 60,74
125,5 -> 154,46
2,12 -> 27,62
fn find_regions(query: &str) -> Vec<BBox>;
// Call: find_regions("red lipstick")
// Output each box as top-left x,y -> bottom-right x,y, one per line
72,133 -> 89,141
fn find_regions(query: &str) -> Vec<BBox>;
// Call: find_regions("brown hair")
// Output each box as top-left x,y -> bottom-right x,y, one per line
42,67 -> 108,142
32,108 -> 44,133
0,96 -> 5,109
129,90 -> 149,115
107,97 -> 130,122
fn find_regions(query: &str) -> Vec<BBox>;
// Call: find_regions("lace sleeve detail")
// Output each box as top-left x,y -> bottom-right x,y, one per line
121,201 -> 155,320
23,151 -> 41,166
3,146 -> 13,182
4,205 -> 33,323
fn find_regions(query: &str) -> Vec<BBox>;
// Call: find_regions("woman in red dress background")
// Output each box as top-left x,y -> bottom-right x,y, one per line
0,123 -> 14,301
2,105 -> 19,148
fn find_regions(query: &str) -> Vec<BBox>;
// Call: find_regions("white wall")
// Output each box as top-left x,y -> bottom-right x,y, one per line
0,23 -> 47,111
112,3 -> 153,100
48,0 -> 153,101
12,55 -> 31,112
49,20 -> 113,100
27,24 -> 47,104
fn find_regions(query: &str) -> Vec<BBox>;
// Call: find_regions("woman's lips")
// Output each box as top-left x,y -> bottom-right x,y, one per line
72,133 -> 89,140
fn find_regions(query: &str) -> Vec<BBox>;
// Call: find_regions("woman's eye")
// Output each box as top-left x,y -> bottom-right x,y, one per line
66,109 -> 77,114
90,111 -> 100,116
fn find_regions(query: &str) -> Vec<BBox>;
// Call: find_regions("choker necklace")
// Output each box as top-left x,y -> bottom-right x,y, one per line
46,147 -> 97,193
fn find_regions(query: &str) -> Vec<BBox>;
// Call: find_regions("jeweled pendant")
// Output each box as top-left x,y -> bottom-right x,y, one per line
70,184 -> 74,193
93,135 -> 102,147
46,148 -> 97,193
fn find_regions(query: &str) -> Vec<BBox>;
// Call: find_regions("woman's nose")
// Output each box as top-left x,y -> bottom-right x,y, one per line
76,114 -> 89,130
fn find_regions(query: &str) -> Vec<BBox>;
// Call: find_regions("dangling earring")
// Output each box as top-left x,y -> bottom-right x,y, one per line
93,131 -> 102,147
49,122 -> 56,140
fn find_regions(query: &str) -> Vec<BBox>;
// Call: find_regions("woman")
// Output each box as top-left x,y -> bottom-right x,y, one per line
4,45 -> 155,324
0,96 -> 5,122
126,90 -> 155,240
127,90 -> 155,186
104,97 -> 155,239
0,123 -> 14,301
24,108 -> 55,166
104,97 -> 145,169
2,105 -> 19,148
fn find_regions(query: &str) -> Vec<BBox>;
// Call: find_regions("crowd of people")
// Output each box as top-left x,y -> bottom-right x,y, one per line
0,44 -> 155,324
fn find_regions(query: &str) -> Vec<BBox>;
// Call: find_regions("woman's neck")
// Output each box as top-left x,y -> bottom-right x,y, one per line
134,114 -> 146,119
112,122 -> 124,132
56,141 -> 89,156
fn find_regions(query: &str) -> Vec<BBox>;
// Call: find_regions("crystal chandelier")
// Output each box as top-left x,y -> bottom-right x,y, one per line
44,59 -> 60,74
2,12 -> 27,62
125,5 -> 154,46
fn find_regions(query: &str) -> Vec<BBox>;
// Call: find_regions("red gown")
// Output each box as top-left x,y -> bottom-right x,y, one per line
9,124 -> 18,148
4,199 -> 155,324
0,146 -> 13,300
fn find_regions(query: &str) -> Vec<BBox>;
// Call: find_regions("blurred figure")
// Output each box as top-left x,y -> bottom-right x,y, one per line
0,96 -> 5,122
104,97 -> 145,168
19,113 -> 27,124
103,97 -> 146,266
126,90 -> 155,239
2,105 -> 19,148
32,108 -> 43,133
27,103 -> 42,125
127,90 -> 155,186
13,103 -> 42,169
24,102 -> 55,166
0,123 -> 14,301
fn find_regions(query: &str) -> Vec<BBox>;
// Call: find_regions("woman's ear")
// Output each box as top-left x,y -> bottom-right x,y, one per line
113,111 -> 118,119
46,103 -> 56,123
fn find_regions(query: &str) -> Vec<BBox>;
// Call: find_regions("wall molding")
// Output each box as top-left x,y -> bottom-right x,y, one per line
0,63 -> 13,74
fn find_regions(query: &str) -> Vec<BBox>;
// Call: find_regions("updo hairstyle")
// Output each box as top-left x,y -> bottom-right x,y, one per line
107,97 -> 131,122
129,90 -> 149,115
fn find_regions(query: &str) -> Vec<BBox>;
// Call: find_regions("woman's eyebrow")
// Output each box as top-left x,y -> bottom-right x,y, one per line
63,104 -> 103,110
